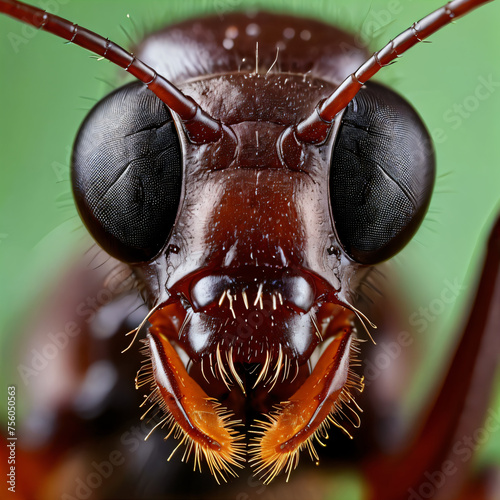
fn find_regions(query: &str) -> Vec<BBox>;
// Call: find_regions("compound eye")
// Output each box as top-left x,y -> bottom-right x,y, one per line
329,82 -> 435,265
72,82 -> 183,263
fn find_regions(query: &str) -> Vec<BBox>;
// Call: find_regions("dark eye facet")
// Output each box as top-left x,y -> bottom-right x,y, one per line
329,82 -> 435,265
72,82 -> 183,263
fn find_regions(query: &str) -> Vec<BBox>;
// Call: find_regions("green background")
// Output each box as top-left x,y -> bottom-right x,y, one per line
0,0 -> 499,494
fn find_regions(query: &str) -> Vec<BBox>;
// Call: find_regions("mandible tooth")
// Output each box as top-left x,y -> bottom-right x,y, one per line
216,343 -> 232,391
252,349 -> 271,389
227,346 -> 246,395
253,283 -> 263,307
242,289 -> 249,309
218,289 -> 227,307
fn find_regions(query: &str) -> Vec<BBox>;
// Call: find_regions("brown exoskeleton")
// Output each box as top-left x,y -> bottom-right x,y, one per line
1,1 -> 499,499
